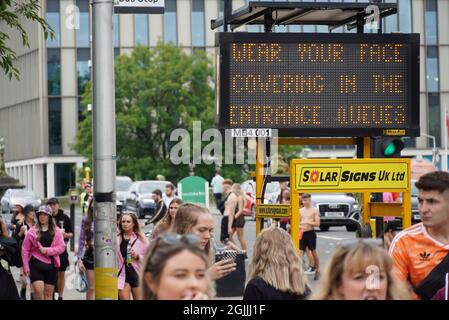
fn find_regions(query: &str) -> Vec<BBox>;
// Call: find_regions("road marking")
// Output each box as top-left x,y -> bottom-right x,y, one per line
317,235 -> 350,241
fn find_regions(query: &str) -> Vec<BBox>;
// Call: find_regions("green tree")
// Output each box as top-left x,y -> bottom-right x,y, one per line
74,43 -> 248,184
0,0 -> 54,80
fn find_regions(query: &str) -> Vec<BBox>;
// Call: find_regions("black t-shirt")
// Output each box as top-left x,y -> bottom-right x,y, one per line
54,209 -> 73,243
243,276 -> 311,300
39,230 -> 53,248
120,238 -> 129,260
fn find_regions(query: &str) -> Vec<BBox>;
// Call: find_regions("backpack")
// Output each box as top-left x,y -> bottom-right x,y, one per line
0,236 -> 21,268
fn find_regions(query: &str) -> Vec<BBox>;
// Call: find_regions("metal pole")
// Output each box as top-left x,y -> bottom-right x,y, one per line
223,0 -> 232,32
92,0 -> 117,300
70,203 -> 75,252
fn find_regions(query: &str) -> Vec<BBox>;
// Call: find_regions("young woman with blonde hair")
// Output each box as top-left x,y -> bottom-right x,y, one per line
244,226 -> 310,300
230,184 -> 247,251
311,239 -> 411,300
140,233 -> 213,300
172,203 -> 237,280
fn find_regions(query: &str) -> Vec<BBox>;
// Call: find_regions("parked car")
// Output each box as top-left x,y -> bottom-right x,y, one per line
1,189 -> 41,214
410,179 -> 420,223
393,179 -> 420,227
124,180 -> 172,219
311,193 -> 361,232
116,176 -> 133,214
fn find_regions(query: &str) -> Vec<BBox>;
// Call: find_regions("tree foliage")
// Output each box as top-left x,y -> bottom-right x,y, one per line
0,0 -> 54,80
74,43 -> 249,184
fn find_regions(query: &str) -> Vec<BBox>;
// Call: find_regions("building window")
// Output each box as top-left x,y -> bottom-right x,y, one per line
192,0 -> 205,47
289,25 -> 301,32
428,93 -> 441,147
384,0 -> 398,33
164,0 -> 177,44
48,98 -> 62,155
135,14 -> 149,46
76,0 -> 89,47
426,46 -> 439,92
46,0 -> 60,48
54,164 -> 75,196
77,48 -> 90,95
398,0 -> 412,33
114,14 -> 120,48
47,49 -> 60,96
78,97 -> 86,124
247,25 -> 261,32
425,0 -> 438,45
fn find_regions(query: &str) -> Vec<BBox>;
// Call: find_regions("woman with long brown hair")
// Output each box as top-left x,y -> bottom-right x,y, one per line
172,203 -> 237,280
244,226 -> 310,300
117,212 -> 149,300
151,198 -> 183,239
21,206 -> 65,300
76,196 -> 95,300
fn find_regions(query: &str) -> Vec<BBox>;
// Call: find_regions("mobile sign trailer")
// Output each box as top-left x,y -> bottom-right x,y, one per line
286,158 -> 411,251
212,1 -> 419,250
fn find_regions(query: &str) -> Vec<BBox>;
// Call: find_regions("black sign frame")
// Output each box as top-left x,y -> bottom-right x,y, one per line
216,32 -> 420,137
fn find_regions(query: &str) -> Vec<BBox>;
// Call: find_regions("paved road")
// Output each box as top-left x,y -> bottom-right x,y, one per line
10,206 -> 357,299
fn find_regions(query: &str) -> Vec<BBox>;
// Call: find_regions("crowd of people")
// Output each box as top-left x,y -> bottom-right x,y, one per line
1,170 -> 448,300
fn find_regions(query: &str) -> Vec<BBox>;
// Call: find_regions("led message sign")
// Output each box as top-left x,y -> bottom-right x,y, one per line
216,33 -> 420,137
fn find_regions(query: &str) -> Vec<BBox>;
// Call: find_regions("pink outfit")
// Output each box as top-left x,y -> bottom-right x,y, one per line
21,226 -> 66,274
116,233 -> 149,290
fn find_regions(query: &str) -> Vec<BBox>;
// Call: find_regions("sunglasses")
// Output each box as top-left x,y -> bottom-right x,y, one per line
338,238 -> 383,249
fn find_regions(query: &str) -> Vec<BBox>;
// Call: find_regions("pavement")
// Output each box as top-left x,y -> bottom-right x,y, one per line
10,206 -> 357,300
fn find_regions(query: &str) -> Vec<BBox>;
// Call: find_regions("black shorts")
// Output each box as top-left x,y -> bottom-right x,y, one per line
29,257 -> 58,286
234,214 -> 245,228
220,216 -> 236,242
300,230 -> 317,251
58,249 -> 70,272
125,266 -> 139,288
82,247 -> 94,271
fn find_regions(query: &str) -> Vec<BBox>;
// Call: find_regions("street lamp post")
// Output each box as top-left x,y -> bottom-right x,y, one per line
91,0 -> 117,300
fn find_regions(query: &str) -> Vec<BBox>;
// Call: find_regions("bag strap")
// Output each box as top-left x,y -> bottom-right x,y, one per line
118,236 -> 139,276
414,250 -> 449,300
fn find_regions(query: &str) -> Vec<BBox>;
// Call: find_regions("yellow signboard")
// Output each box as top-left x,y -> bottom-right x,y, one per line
256,204 -> 290,218
292,159 -> 410,192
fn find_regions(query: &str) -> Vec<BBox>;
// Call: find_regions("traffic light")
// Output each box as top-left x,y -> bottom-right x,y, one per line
372,137 -> 405,158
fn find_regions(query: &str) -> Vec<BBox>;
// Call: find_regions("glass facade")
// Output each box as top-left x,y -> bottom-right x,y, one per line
46,0 -> 60,48
135,15 -> 149,46
48,98 -> 62,155
77,48 -> 90,95
192,0 -> 205,48
425,0 -> 438,45
47,49 -> 60,96
54,164 -> 76,196
426,46 -> 439,92
428,93 -> 441,147
76,0 -> 90,47
164,0 -> 177,44
398,0 -> 412,33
